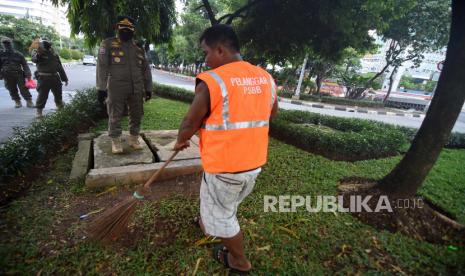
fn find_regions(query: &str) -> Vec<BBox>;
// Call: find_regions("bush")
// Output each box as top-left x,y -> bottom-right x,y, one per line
70,49 -> 84,60
59,48 -> 71,60
279,90 -> 384,108
270,110 -> 407,161
0,88 -> 102,186
394,126 -> 465,149
154,83 -> 194,103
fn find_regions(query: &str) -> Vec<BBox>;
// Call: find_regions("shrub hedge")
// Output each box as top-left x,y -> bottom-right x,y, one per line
279,90 -> 384,108
0,88 -> 102,185
154,83 -> 465,150
270,110 -> 407,161
153,83 -> 407,160
394,126 -> 465,149
154,83 -> 194,103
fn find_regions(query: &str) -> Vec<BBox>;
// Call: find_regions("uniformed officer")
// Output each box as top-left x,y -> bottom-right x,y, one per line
31,38 -> 68,118
0,37 -> 34,108
96,16 -> 153,154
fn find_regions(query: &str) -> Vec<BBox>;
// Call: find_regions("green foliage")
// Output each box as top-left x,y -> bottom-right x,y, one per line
0,88 -> 102,185
0,14 -> 59,55
59,48 -> 71,60
59,48 -> 84,60
153,83 -> 195,103
270,110 -> 406,161
380,0 -> 450,68
279,91 -> 384,108
50,0 -> 176,47
1,97 -> 464,274
237,0 -> 398,63
399,76 -> 437,92
395,126 -> 465,149
70,49 -> 84,60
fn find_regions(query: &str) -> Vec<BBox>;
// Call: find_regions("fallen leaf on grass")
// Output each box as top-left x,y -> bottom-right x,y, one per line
256,245 -> 271,251
194,236 -> 220,246
192,257 -> 202,276
276,225 -> 299,239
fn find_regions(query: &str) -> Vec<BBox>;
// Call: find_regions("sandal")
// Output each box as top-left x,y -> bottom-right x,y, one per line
192,216 -> 201,229
212,244 -> 250,274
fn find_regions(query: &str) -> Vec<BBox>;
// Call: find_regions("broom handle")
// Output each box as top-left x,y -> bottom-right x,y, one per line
143,150 -> 180,189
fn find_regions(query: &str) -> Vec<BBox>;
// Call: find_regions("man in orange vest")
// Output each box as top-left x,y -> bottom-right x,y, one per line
174,24 -> 278,273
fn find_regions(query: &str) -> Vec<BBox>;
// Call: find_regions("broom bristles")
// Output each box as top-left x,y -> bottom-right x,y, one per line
87,196 -> 140,243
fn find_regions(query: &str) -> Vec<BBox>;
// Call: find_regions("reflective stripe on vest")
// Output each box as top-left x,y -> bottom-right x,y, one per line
202,71 -> 275,131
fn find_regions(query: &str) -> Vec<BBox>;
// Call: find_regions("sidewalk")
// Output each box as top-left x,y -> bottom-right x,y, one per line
279,97 -> 425,118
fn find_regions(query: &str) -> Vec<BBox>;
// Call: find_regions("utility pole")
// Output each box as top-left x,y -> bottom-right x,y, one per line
294,54 -> 308,99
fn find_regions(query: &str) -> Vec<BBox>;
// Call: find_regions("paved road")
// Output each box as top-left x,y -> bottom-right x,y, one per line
1,64 -> 464,144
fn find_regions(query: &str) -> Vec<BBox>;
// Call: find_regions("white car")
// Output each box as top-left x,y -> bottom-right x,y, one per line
82,55 -> 96,65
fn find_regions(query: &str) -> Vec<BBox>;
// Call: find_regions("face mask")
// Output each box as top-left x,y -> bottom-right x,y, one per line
43,41 -> 51,50
3,42 -> 13,52
118,29 -> 134,41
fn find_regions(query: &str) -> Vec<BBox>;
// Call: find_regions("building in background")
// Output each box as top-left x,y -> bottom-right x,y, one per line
0,0 -> 70,37
360,38 -> 445,93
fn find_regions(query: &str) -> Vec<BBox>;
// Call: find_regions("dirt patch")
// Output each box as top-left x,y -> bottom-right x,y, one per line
43,173 -> 202,254
338,178 -> 465,245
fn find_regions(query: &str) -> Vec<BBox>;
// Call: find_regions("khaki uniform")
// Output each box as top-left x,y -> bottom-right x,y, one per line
97,37 -> 152,138
31,48 -> 68,109
0,49 -> 32,101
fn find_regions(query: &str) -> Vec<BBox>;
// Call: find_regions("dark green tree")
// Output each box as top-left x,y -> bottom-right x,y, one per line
0,15 -> 59,55
369,0 -> 450,101
379,0 -> 465,197
50,0 -> 176,48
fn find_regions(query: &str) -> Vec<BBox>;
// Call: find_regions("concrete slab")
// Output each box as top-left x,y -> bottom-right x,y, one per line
78,133 -> 97,141
93,132 -> 154,169
85,158 -> 203,189
69,140 -> 91,180
143,130 -> 200,161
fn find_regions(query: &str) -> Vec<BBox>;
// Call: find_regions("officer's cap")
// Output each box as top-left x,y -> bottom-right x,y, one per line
116,16 -> 136,31
1,37 -> 12,44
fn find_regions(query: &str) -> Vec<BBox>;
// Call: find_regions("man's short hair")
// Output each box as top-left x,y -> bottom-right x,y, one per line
199,24 -> 240,52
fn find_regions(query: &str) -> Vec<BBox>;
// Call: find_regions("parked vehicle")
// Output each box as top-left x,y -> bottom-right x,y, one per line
82,55 -> 96,65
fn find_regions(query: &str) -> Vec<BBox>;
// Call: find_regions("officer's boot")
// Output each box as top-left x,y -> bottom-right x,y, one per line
111,137 -> 124,154
56,102 -> 64,110
128,135 -> 143,150
26,99 -> 35,108
36,108 -> 43,118
14,100 -> 22,108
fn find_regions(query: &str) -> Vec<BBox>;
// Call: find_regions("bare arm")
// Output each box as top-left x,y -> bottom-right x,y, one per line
174,81 -> 210,150
271,96 -> 278,118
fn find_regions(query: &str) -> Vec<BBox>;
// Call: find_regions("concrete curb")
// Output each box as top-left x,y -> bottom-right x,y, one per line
279,97 -> 425,118
154,69 -> 196,81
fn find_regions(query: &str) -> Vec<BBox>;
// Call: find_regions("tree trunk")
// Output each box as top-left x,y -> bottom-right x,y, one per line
368,62 -> 390,85
383,66 -> 398,103
316,75 -> 322,96
378,0 -> 465,198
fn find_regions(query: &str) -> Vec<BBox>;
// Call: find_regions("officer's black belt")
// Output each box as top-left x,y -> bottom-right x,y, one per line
37,72 -> 58,76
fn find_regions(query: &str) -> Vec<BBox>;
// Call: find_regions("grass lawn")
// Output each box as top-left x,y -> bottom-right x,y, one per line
0,97 -> 464,274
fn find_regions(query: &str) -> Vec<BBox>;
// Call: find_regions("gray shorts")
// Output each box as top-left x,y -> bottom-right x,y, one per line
200,168 -> 261,238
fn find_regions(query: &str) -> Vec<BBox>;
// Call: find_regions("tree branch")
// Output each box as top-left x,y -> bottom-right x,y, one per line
217,0 -> 264,25
201,0 -> 218,25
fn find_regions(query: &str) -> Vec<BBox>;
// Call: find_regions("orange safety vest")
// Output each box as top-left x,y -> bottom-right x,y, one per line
196,61 -> 277,173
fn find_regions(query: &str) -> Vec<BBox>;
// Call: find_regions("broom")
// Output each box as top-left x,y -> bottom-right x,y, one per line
88,150 -> 180,243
